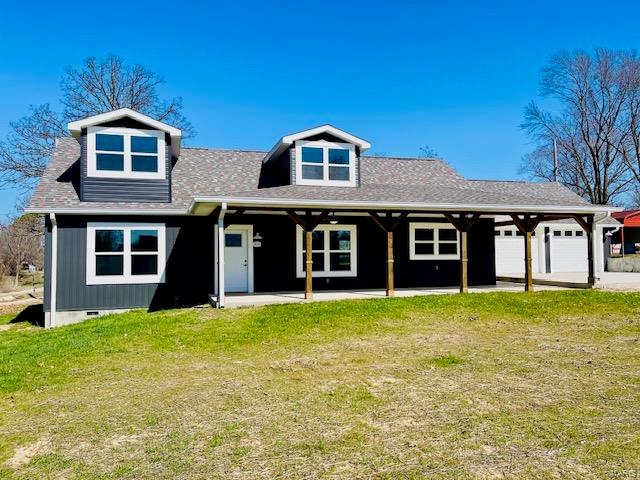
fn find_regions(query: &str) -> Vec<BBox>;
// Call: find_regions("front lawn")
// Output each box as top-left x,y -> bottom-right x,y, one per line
0,291 -> 639,478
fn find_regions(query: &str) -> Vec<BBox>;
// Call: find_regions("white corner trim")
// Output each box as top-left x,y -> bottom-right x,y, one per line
48,213 -> 58,329
409,222 -> 460,260
86,222 -> 166,285
295,224 -> 358,278
87,126 -> 166,180
264,124 -> 370,163
294,140 -> 357,187
216,203 -> 227,307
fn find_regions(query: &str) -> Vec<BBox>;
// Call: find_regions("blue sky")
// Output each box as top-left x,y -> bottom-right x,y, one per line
2,0 -> 640,219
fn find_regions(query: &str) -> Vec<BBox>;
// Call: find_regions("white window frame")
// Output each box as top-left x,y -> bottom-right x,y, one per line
295,224 -> 358,277
86,126 -> 166,180
295,140 -> 357,187
409,222 -> 460,260
86,222 -> 166,285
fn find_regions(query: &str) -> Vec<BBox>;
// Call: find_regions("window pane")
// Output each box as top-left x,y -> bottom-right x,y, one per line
330,230 -> 351,250
132,155 -> 158,172
302,252 -> 325,272
312,230 -> 324,250
302,165 -> 323,180
225,233 -> 242,247
301,147 -> 323,163
96,153 -> 124,171
131,230 -> 158,252
415,242 -> 434,255
439,243 -> 457,255
131,136 -> 158,153
328,166 -> 349,181
95,230 -> 124,252
328,149 -> 349,165
439,228 -> 457,242
96,134 -> 124,152
414,228 -> 434,241
564,230 -> 573,236
553,231 -> 561,237
132,255 -> 158,275
504,230 -> 513,236
96,255 -> 123,276
495,231 -> 501,236
330,252 -> 351,271
576,230 -> 584,237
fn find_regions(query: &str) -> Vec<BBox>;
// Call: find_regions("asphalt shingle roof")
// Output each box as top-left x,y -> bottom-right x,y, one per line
29,137 -> 595,212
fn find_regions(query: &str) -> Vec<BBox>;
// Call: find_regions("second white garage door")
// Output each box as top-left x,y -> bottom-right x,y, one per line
495,229 -> 540,275
548,228 -> 588,273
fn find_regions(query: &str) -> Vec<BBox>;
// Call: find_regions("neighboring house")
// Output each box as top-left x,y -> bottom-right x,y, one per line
27,109 -> 613,327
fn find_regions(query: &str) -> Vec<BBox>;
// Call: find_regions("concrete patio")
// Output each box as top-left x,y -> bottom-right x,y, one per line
223,281 -> 568,308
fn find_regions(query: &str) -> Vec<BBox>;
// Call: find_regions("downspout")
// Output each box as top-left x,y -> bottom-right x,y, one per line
217,203 -> 227,308
49,213 -> 58,328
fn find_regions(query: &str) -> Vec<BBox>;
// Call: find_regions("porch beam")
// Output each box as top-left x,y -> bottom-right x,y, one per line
444,213 -> 480,293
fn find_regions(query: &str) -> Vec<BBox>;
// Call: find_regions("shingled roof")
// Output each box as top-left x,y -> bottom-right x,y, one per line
28,137 -> 602,214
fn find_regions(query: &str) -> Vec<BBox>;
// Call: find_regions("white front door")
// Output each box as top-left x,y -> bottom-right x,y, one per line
224,228 -> 250,292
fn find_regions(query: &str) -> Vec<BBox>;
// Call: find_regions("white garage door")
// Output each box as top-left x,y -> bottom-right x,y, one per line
549,228 -> 588,273
495,229 -> 540,275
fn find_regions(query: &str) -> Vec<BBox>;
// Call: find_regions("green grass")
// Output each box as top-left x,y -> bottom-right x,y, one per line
0,290 -> 639,478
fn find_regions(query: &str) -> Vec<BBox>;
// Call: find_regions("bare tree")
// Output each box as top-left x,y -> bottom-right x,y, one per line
0,54 -> 194,189
0,213 -> 43,287
521,49 -> 638,205
418,145 -> 441,159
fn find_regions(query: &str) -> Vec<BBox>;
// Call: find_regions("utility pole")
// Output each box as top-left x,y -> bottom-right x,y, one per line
552,139 -> 558,182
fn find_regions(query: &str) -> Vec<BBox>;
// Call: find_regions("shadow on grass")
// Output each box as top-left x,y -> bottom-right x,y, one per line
10,304 -> 44,327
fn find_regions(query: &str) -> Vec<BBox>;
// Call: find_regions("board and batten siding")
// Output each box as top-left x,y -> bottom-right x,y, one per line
79,130 -> 172,203
44,215 -> 214,312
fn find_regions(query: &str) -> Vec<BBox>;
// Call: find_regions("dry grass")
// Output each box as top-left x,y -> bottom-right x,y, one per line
0,291 -> 639,479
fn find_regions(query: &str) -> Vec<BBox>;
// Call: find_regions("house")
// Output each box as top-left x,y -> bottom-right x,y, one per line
27,108 -> 614,327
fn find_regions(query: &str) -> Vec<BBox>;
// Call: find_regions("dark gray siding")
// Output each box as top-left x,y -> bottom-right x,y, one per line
79,129 -> 172,203
43,216 -> 52,312
51,215 -> 214,312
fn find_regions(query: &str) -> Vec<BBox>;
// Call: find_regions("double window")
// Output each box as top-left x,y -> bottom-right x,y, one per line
296,224 -> 357,277
409,223 -> 459,260
87,126 -> 165,179
295,140 -> 356,186
86,223 -> 166,285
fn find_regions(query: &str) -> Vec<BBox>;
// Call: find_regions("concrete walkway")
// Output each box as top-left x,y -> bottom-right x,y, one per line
499,272 -> 640,291
224,281 -> 566,308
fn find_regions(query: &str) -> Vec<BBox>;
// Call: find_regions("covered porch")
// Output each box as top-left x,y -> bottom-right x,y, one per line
194,199 -> 613,308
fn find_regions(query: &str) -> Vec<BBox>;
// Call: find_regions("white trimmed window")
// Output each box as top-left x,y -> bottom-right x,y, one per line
296,225 -> 357,277
87,126 -> 166,179
409,222 -> 459,260
86,223 -> 166,285
295,140 -> 356,186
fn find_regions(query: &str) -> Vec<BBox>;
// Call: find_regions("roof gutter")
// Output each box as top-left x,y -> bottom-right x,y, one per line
25,208 -> 189,216
189,196 -> 618,215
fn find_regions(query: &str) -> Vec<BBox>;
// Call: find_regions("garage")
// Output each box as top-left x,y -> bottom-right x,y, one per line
495,224 -> 588,275
495,228 -> 540,275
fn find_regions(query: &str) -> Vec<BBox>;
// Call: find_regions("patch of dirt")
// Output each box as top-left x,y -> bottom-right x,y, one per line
4,435 -> 51,469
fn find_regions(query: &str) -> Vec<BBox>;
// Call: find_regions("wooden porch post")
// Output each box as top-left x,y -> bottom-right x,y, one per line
305,230 -> 313,299
573,214 -> 596,287
369,212 -> 408,297
444,213 -> 480,293
524,230 -> 533,292
386,230 -> 394,296
510,214 -> 543,292
287,210 -> 329,300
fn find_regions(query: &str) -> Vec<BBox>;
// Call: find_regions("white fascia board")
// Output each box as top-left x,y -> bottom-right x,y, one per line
25,207 -> 188,216
263,124 -> 371,163
67,108 -> 182,157
189,196 -> 617,215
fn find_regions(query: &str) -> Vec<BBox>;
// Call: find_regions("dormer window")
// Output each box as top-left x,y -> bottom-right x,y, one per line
295,140 -> 356,187
87,126 -> 166,180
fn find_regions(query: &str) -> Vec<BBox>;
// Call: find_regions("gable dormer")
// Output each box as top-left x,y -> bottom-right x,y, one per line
68,109 -> 181,203
262,125 -> 370,188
